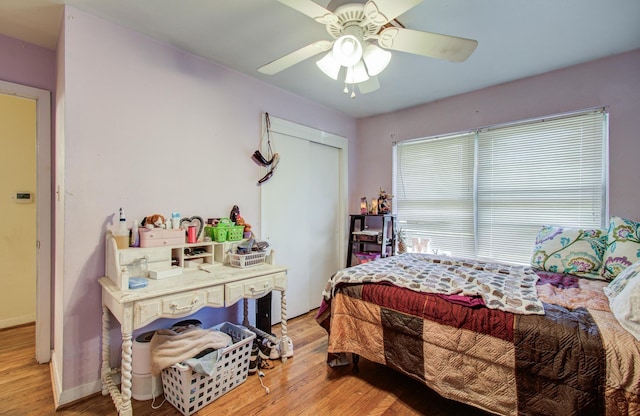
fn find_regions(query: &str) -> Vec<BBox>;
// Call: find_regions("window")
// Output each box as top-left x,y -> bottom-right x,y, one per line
393,109 -> 608,264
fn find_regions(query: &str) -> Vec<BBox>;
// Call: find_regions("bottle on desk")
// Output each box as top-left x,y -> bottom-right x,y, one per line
130,219 -> 140,248
114,207 -> 130,249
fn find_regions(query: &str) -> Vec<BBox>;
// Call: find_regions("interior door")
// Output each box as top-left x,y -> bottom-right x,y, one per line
0,80 -> 51,363
261,116 -> 346,323
0,93 -> 36,329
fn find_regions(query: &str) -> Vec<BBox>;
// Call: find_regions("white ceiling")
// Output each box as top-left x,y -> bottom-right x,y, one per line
1,0 -> 639,118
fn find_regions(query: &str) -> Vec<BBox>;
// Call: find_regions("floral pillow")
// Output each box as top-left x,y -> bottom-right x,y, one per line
608,264 -> 640,341
602,216 -> 640,280
604,260 -> 640,299
530,225 -> 606,279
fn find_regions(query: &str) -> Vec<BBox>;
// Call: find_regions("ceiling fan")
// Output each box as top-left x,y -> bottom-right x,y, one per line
258,0 -> 478,96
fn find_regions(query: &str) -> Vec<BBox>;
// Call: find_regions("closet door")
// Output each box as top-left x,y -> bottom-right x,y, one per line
261,116 -> 346,323
262,133 -> 312,321
308,141 -> 340,310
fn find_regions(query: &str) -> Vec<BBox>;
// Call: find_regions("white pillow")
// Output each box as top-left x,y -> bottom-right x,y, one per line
609,263 -> 640,341
604,260 -> 640,299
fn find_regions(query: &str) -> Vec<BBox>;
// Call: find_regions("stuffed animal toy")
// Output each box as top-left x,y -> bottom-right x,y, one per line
236,215 -> 252,233
143,214 -> 165,229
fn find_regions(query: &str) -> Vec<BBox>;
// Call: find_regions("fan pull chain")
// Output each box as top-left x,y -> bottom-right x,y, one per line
343,83 -> 356,98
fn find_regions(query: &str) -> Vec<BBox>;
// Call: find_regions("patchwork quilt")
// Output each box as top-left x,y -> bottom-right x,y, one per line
317,254 -> 640,416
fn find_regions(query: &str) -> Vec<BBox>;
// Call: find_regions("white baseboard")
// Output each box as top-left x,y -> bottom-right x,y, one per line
49,350 -> 62,408
49,350 -> 106,408
0,314 -> 35,329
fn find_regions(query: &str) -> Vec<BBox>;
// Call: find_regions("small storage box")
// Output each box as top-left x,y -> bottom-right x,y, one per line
227,225 -> 245,241
139,228 -> 185,248
355,252 -> 381,264
161,322 -> 255,416
352,230 -> 382,243
148,266 -> 183,279
205,225 -> 227,242
228,252 -> 266,268
205,218 -> 235,243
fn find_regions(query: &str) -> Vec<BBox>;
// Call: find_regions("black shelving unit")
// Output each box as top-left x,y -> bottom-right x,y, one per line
346,214 -> 397,267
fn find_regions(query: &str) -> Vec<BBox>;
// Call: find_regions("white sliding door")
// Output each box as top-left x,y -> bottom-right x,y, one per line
308,142 -> 340,310
261,116 -> 347,322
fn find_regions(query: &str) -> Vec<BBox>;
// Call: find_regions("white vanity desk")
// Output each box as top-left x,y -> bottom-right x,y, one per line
99,235 -> 288,416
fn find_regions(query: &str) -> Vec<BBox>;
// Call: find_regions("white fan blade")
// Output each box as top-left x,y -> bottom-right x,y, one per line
258,40 -> 333,75
378,27 -> 477,62
357,76 -> 380,94
364,0 -> 423,25
278,0 -> 338,25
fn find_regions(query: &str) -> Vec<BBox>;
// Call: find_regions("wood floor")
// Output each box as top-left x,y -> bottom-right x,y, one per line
0,311 -> 490,415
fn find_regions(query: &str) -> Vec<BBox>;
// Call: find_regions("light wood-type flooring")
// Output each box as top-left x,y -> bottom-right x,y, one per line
0,310 -> 490,415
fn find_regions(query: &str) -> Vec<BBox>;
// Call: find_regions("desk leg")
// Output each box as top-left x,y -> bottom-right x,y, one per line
101,306 -> 133,416
101,306 -> 110,396
279,289 -> 289,363
120,315 -> 134,416
242,298 -> 249,327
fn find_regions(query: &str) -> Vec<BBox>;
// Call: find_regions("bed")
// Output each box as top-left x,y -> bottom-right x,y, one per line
316,252 -> 640,416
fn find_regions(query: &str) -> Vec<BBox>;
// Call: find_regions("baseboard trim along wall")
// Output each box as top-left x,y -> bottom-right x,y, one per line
50,350 -> 107,408
0,314 -> 35,329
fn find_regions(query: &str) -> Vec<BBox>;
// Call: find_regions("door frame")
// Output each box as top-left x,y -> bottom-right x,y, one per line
0,80 -> 52,363
260,114 -> 349,307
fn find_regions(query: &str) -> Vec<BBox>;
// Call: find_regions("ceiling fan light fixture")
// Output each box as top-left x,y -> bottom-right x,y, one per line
345,60 -> 369,84
332,34 -> 363,67
363,44 -> 392,76
316,51 -> 341,80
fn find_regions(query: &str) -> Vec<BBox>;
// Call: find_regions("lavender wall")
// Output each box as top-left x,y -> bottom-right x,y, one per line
0,33 -> 56,93
356,49 -> 640,220
59,7 -> 356,392
0,32 -> 56,350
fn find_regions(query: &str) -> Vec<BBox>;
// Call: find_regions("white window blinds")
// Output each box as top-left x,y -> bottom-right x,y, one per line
394,132 -> 476,257
394,109 -> 607,264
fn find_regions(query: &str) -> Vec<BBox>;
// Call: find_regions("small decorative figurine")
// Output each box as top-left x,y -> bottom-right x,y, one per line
360,197 -> 368,214
377,188 -> 393,214
397,228 -> 407,254
229,205 -> 240,223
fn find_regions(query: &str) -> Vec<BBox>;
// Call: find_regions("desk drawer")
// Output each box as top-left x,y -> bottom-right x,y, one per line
133,287 -> 224,328
162,292 -> 206,315
119,247 -> 171,265
225,276 -> 274,306
273,272 -> 287,291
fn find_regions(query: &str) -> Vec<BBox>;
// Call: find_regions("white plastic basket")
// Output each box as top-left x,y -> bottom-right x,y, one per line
228,251 -> 266,268
161,322 -> 256,416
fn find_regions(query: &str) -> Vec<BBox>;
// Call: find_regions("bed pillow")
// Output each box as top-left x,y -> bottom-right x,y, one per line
604,260 -> 640,299
530,225 -> 606,279
608,264 -> 640,341
602,216 -> 640,280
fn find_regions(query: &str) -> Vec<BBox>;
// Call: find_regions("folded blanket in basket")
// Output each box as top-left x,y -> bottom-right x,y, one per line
184,349 -> 224,377
150,327 -> 232,376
